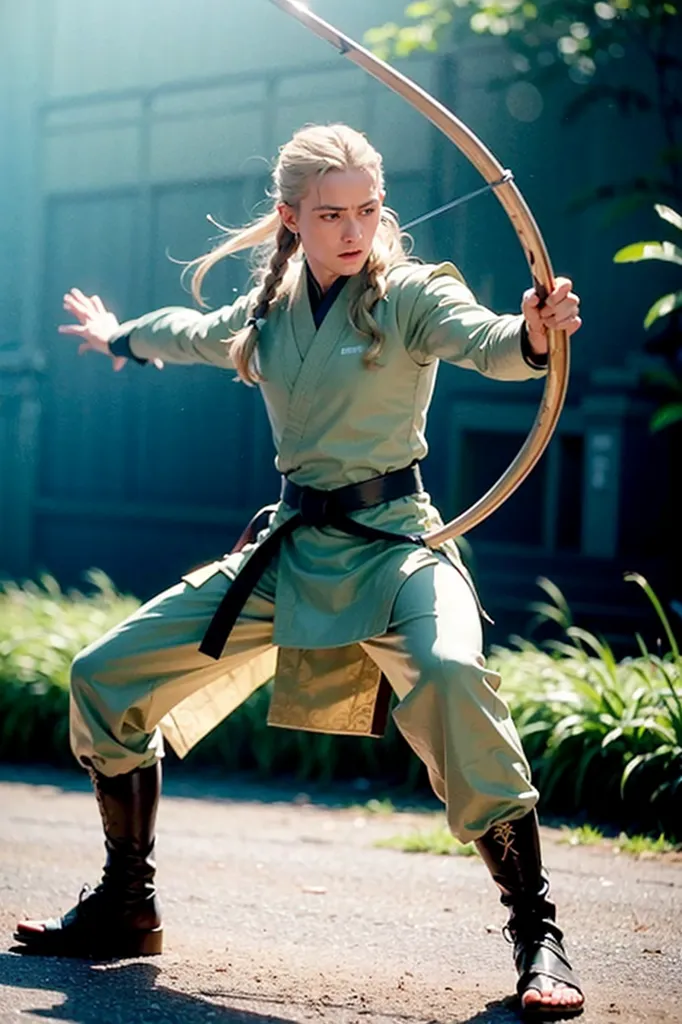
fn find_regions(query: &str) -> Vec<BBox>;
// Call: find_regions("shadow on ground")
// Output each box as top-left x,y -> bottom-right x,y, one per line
0,953 -> 520,1023
0,764 -> 442,814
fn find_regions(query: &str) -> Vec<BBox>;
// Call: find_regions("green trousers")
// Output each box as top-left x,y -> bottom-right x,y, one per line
70,559 -> 537,843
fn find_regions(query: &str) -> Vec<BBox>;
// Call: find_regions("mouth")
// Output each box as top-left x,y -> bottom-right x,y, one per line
338,249 -> 364,261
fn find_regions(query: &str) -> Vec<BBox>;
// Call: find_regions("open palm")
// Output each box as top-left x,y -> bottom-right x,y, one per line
59,288 -> 126,372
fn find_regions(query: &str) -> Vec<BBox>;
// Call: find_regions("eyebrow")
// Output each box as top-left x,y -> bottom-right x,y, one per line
311,200 -> 379,211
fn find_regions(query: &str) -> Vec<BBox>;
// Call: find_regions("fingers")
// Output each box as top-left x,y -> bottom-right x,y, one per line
556,315 -> 582,337
546,277 -> 573,305
541,301 -> 580,327
536,277 -> 580,333
58,324 -> 88,336
63,288 -> 109,321
64,287 -> 90,309
523,274 -> 582,346
63,292 -> 91,322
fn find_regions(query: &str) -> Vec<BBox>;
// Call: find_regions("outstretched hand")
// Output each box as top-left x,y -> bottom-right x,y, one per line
59,289 -> 127,372
521,277 -> 581,357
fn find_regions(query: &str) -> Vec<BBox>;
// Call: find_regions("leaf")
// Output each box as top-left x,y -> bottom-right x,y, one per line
634,633 -> 650,658
574,743 -> 605,803
406,1 -> 436,16
642,367 -> 682,394
602,726 -> 624,748
566,626 -> 612,664
624,574 -> 680,658
644,291 -> 682,329
621,752 -> 650,793
613,240 -> 682,265
536,576 -> 573,623
655,204 -> 682,231
650,403 -> 682,432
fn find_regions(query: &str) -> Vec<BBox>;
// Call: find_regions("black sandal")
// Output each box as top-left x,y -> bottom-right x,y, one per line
512,920 -> 584,1019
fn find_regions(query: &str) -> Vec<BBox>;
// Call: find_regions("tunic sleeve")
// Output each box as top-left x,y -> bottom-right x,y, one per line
108,291 -> 254,368
401,262 -> 547,382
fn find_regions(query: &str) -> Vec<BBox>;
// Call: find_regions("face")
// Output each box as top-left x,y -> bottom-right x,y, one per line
278,167 -> 384,291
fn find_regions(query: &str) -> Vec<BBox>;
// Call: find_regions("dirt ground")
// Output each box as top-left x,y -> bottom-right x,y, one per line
0,766 -> 680,1024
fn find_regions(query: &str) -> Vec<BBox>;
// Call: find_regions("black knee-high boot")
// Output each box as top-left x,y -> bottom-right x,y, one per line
475,810 -> 583,1018
14,762 -> 163,958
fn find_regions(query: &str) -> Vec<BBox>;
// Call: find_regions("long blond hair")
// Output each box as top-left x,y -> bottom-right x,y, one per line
188,124 -> 410,384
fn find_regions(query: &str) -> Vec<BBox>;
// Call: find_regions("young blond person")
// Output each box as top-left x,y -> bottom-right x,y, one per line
15,124 -> 583,1019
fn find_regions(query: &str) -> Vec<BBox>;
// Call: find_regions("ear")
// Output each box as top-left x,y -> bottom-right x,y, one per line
277,202 -> 299,236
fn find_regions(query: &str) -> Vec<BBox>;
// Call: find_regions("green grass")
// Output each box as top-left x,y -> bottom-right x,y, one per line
558,824 -> 679,856
352,797 -> 397,815
614,832 -> 678,856
375,822 -> 477,857
558,824 -> 605,846
376,821 -> 679,859
1,570 -> 680,842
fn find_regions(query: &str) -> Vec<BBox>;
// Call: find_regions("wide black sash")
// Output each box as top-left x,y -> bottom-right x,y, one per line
198,463 -> 425,660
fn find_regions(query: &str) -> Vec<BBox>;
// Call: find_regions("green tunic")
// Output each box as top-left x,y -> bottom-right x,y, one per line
111,259 -> 545,748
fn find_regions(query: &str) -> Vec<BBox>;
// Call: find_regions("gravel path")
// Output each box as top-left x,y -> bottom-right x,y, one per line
1,767 -> 680,1023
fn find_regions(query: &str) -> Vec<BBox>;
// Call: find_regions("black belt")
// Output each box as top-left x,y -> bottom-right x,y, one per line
199,463 -> 426,660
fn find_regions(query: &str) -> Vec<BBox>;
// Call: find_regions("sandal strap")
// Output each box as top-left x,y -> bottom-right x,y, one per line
515,924 -> 582,996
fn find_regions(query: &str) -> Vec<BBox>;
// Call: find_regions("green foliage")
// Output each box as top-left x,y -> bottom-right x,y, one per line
1,571 -> 680,841
490,575 -> 682,838
359,797 -> 398,815
385,821 -> 678,856
366,2 -> 682,214
558,823 -> 605,845
366,1 -> 678,89
614,205 -> 682,430
0,572 -> 140,763
614,831 -> 676,855
375,820 -> 477,855
614,240 -> 682,268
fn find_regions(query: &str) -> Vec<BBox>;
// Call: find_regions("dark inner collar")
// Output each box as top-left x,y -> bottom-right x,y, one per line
305,261 -> 349,328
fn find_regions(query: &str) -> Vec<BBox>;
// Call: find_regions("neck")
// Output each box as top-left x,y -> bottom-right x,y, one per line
305,257 -> 340,295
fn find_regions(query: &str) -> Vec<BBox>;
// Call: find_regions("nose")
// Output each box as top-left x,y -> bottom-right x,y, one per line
341,216 -> 362,243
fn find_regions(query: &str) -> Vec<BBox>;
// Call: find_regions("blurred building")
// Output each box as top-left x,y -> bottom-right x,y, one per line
0,0 -> 676,648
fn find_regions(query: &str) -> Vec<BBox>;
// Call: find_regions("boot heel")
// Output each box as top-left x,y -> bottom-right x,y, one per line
132,927 -> 164,956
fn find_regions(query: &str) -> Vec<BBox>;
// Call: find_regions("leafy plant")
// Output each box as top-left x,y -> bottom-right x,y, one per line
0,572 -> 139,763
367,2 -> 682,216
491,574 -> 682,838
614,204 -> 682,430
2,570 -> 680,841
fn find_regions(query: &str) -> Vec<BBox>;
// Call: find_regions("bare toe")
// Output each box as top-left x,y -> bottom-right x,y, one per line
521,979 -> 584,1011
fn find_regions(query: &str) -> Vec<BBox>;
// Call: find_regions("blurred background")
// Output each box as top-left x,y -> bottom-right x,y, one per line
1,0 -> 680,649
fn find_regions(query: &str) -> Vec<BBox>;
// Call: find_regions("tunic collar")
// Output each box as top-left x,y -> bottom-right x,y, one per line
305,261 -> 350,329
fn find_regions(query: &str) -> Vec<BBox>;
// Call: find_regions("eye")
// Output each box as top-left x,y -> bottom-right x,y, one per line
321,212 -> 340,222
362,206 -> 377,216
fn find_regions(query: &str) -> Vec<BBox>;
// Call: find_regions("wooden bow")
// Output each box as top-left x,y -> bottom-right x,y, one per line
269,0 -> 570,546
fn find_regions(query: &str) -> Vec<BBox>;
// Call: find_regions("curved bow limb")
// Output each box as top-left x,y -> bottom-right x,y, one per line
269,0 -> 570,545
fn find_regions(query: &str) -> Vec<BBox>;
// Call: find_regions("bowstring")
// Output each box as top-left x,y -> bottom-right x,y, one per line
400,170 -> 514,231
